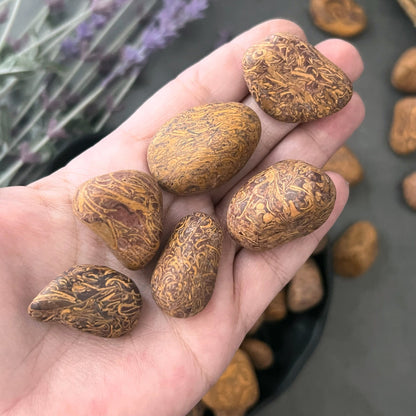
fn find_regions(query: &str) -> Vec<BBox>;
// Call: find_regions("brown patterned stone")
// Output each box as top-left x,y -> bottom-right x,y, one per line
309,0 -> 367,38
287,258 -> 324,313
402,171 -> 416,210
202,349 -> 259,416
147,102 -> 261,195
226,160 -> 336,250
151,212 -> 223,318
390,97 -> 416,155
323,145 -> 364,186
240,338 -> 274,370
264,290 -> 287,321
333,220 -> 378,277
73,170 -> 163,270
312,234 -> 329,255
28,265 -> 142,338
242,33 -> 353,123
391,47 -> 416,93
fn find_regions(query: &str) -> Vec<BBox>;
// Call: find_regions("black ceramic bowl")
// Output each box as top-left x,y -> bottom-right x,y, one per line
20,135 -> 333,413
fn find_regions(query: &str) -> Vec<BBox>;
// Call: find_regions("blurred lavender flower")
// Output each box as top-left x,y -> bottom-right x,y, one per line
0,0 -> 211,187
60,37 -> 80,59
61,13 -> 110,60
103,0 -> 209,85
19,143 -> 41,164
0,6 -> 9,24
47,118 -> 68,140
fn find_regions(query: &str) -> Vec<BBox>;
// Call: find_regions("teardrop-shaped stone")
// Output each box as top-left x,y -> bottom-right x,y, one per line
243,33 -> 353,123
73,170 -> 163,269
28,265 -> 142,338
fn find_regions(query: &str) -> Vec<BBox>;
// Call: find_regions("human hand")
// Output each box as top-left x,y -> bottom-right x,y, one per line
0,19 -> 364,416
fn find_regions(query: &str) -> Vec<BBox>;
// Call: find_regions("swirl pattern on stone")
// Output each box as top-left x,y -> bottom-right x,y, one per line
73,170 -> 163,269
243,33 -> 353,123
28,265 -> 142,338
226,160 -> 336,250
151,212 -> 223,318
147,102 -> 261,195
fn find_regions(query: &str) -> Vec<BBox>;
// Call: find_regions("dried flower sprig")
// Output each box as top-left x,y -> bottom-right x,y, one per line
0,0 -> 210,187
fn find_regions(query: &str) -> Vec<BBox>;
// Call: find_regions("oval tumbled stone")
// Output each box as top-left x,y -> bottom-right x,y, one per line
226,160 -> 336,250
147,102 -> 261,195
73,170 -> 163,270
28,265 -> 142,338
151,212 -> 223,318
242,33 -> 353,123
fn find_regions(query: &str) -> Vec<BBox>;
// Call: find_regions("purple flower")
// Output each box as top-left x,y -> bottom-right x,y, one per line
140,0 -> 209,52
0,6 -> 9,24
47,119 -> 68,140
19,143 -> 41,164
60,37 -> 80,59
89,13 -> 108,29
76,21 -> 95,41
102,0 -> 210,87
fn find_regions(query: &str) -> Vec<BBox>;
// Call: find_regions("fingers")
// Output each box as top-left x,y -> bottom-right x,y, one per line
258,92 -> 365,170
232,172 -> 349,336
59,19 -> 306,185
116,19 -> 305,140
211,38 -> 364,202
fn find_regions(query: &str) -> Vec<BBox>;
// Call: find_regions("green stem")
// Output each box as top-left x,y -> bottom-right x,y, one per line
0,0 -> 13,9
0,84 -> 104,187
94,68 -> 139,132
0,0 -> 21,53
19,6 -> 49,39
6,0 -> 133,155
16,7 -> 91,57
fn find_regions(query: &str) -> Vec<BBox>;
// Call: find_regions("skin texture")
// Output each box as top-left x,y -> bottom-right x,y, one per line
0,19 -> 364,416
147,102 -> 261,194
73,170 -> 163,269
309,0 -> 367,38
243,33 -> 353,122
28,265 -> 142,338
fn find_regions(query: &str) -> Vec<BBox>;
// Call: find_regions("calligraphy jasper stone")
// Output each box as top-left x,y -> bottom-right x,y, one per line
73,170 -> 163,269
147,102 -> 261,195
390,97 -> 416,155
151,212 -> 223,318
227,160 -> 336,250
202,349 -> 260,416
242,33 -> 353,123
28,265 -> 142,338
309,0 -> 367,38
391,47 -> 416,93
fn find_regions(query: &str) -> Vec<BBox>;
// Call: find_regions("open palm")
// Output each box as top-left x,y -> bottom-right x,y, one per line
0,20 -> 364,416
